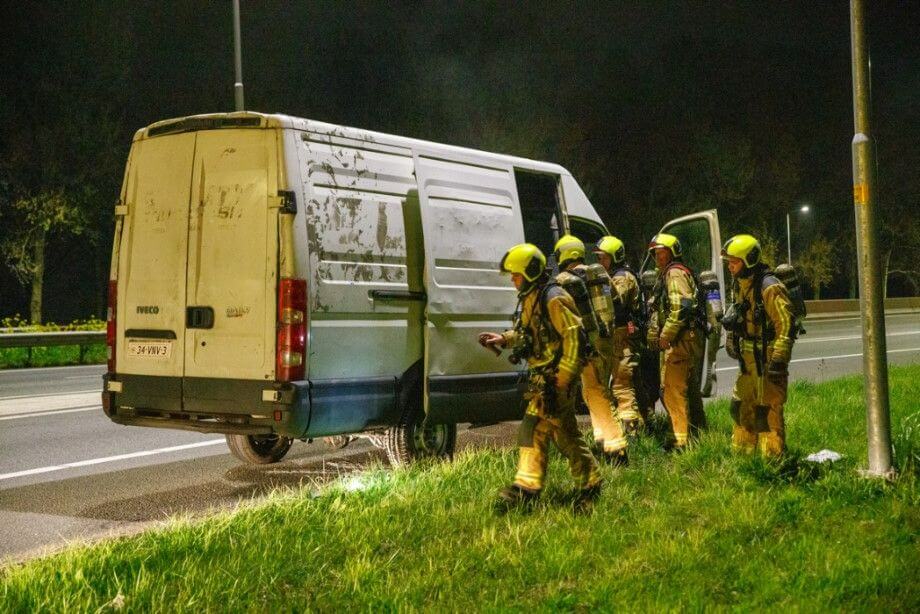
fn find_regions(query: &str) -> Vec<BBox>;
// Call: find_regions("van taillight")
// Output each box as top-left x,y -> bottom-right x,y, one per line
106,280 -> 117,373
277,278 -> 307,381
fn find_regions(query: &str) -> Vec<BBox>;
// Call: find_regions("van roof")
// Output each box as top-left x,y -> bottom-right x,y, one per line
136,111 -> 571,177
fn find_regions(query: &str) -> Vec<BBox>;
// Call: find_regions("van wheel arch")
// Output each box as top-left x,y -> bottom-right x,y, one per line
385,361 -> 457,467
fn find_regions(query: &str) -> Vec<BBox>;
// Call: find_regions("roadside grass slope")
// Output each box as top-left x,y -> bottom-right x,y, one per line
1,365 -> 918,611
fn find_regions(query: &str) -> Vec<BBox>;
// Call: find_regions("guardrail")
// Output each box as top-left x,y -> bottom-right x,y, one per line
0,331 -> 105,365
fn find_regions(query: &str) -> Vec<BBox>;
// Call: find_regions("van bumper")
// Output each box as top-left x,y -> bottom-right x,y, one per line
102,373 -> 309,437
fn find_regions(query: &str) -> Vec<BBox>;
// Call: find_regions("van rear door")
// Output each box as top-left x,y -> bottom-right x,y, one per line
117,133 -> 196,381
116,128 -> 280,397
183,129 -> 279,383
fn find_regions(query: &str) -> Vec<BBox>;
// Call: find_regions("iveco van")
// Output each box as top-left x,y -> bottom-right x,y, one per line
102,112 -> 726,465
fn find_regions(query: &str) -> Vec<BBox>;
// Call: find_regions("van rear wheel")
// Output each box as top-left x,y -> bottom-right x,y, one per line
385,405 -> 456,467
225,433 -> 293,464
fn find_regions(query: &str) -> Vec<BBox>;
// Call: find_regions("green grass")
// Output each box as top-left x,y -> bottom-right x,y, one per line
2,365 -> 919,611
0,344 -> 106,369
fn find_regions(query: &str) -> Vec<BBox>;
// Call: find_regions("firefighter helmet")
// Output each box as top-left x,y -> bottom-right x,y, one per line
648,233 -> 682,258
721,234 -> 761,268
499,243 -> 546,282
553,234 -> 586,267
594,235 -> 626,265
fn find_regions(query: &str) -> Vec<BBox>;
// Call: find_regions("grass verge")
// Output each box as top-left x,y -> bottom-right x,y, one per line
2,365 -> 918,611
0,344 -> 106,369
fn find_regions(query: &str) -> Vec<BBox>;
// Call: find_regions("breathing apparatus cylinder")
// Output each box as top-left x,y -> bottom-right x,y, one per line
698,270 -> 723,396
699,270 -> 723,327
584,263 -> 614,337
557,271 -> 598,337
774,264 -> 807,336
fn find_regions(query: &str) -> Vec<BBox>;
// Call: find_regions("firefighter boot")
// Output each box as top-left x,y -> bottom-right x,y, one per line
572,481 -> 603,515
604,449 -> 629,468
495,484 -> 540,513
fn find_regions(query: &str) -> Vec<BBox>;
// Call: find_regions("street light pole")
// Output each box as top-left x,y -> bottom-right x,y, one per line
786,205 -> 808,265
786,212 -> 792,264
850,0 -> 894,478
233,0 -> 245,111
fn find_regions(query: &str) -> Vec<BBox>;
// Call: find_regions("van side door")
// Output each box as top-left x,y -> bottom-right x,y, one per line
413,152 -> 527,423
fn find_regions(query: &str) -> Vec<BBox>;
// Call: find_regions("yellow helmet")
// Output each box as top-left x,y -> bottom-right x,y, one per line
721,234 -> 761,268
648,233 -> 682,258
553,234 -> 586,266
499,243 -> 546,282
594,235 -> 626,265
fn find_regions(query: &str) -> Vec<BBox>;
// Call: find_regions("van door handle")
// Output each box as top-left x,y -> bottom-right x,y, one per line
369,290 -> 427,302
186,306 -> 215,329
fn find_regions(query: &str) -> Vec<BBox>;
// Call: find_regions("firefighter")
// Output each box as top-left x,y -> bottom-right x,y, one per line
647,233 -> 706,450
553,234 -> 629,464
721,234 -> 795,457
593,236 -> 643,434
479,243 -> 602,510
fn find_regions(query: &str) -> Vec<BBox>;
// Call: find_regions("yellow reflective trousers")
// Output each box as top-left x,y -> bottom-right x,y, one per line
514,380 -> 602,492
730,350 -> 787,457
660,329 -> 705,447
581,339 -> 628,453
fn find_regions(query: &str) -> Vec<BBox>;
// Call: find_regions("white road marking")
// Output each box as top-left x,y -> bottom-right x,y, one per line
714,346 -> 920,372
0,364 -> 104,375
0,389 -> 99,401
0,405 -> 101,421
0,391 -> 100,417
0,439 -> 226,482
808,312 -> 920,323
797,331 -> 920,344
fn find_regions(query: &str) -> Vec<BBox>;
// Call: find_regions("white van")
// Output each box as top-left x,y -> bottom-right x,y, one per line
102,112 -> 725,465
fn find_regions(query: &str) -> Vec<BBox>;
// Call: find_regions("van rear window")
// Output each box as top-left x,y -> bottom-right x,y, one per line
147,116 -> 261,137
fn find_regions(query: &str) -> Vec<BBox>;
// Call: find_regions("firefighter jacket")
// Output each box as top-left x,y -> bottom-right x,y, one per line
501,283 -> 583,387
734,272 -> 795,364
654,263 -> 698,345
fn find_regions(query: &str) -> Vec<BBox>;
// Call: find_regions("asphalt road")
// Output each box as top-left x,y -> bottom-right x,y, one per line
1,311 -> 918,562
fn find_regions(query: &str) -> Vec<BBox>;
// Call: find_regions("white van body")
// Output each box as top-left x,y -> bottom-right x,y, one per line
103,112 -> 616,463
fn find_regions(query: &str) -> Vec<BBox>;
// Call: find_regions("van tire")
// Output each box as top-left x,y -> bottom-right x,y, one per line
385,366 -> 456,467
385,406 -> 457,467
225,433 -> 293,464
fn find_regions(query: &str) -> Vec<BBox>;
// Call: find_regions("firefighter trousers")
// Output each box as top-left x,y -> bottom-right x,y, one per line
514,384 -> 602,492
610,326 -> 641,428
660,329 -> 705,448
730,350 -> 787,457
581,346 -> 628,453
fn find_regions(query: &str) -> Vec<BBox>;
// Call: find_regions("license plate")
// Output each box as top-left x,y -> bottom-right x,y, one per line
127,340 -> 173,359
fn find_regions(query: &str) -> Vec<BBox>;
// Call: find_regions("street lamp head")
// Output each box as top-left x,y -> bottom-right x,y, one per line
800,205 -> 810,213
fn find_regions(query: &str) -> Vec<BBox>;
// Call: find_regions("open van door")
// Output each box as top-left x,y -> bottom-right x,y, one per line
412,153 -> 526,424
640,209 -> 724,395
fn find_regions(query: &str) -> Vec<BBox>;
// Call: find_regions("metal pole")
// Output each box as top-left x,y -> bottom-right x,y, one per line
786,212 -> 792,264
850,0 -> 894,478
233,0 -> 245,111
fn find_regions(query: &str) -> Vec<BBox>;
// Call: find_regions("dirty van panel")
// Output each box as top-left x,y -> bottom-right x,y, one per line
117,133 -> 196,378
298,137 -> 422,379
184,129 -> 279,381
413,154 -> 524,380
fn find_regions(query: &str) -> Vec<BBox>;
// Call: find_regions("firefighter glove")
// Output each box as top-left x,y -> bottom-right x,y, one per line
725,332 -> 739,359
766,360 -> 788,384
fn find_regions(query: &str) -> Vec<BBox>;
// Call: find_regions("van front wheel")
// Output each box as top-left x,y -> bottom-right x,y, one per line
225,433 -> 293,464
385,405 -> 457,467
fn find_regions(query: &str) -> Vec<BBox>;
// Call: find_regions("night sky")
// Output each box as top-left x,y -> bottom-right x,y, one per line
1,1 -> 918,321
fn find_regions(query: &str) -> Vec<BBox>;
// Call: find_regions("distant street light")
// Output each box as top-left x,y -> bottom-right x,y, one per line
786,204 -> 810,264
